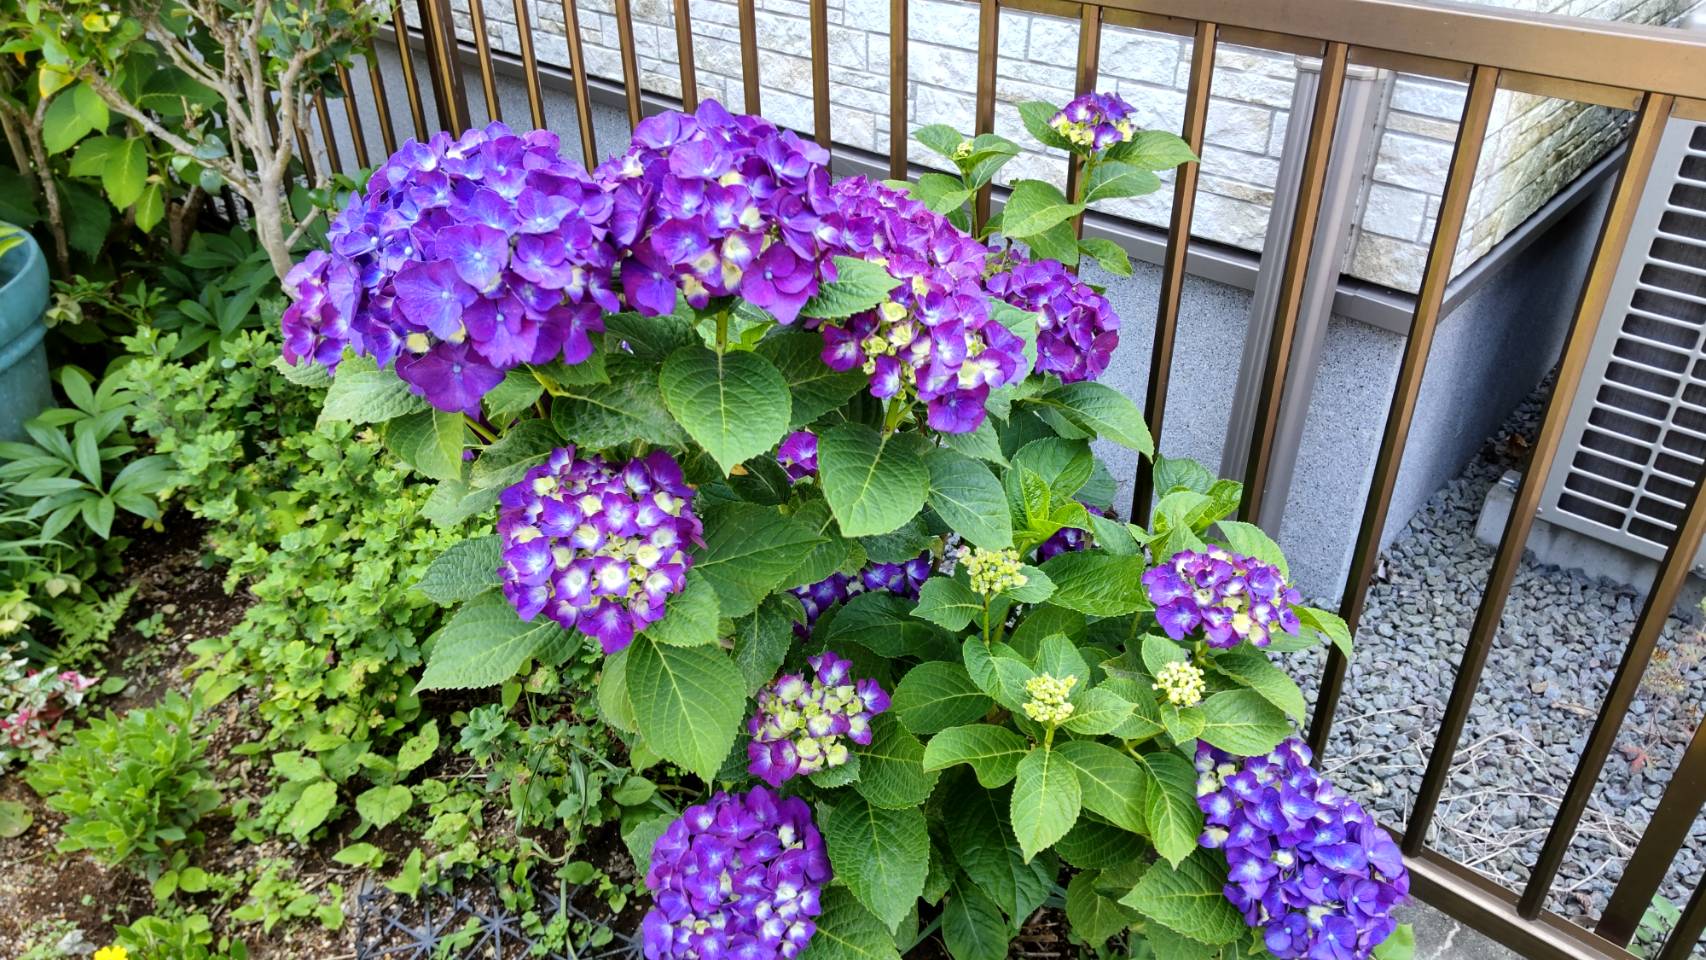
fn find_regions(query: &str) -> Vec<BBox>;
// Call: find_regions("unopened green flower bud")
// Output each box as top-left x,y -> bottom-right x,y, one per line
1152,659 -> 1206,707
963,547 -> 1027,596
1022,672 -> 1077,725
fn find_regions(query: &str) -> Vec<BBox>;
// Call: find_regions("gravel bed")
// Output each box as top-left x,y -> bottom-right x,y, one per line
1289,382 -> 1706,946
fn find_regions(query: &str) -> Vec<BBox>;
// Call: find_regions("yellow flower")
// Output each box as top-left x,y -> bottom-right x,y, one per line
94,946 -> 130,960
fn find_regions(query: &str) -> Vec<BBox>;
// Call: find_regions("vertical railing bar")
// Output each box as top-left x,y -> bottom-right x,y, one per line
511,0 -> 549,129
1654,875 -> 1706,960
561,0 -> 601,168
674,0 -> 700,112
335,65 -> 371,169
1597,718 -> 1706,945
364,49 -> 399,155
613,0 -> 645,129
465,0 -> 504,121
314,90 -> 345,174
1401,91 -> 1676,858
1519,465 -> 1706,916
420,0 -> 473,133
810,0 -> 832,148
1238,41 -> 1349,522
1131,18 -> 1215,527
391,5 -> 430,140
738,0 -> 762,115
972,0 -> 999,227
1064,4 -> 1101,239
888,0 -> 909,181
1304,65 -> 1499,757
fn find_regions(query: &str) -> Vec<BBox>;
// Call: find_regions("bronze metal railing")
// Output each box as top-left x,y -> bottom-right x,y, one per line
317,1 -> 1706,957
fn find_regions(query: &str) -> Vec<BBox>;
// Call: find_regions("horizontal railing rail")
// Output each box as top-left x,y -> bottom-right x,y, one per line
307,1 -> 1706,957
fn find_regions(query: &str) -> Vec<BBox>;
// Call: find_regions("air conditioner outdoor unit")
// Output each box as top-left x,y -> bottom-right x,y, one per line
1533,116 -> 1706,571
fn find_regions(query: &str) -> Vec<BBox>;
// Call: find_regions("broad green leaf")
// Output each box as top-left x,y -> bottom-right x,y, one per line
356,784 -> 412,828
67,136 -> 120,176
1134,750 -> 1202,867
734,594 -> 799,692
1101,677 -> 1166,742
332,842 -> 385,868
418,592 -> 570,690
913,172 -> 974,215
1142,633 -> 1189,675
1105,129 -> 1199,170
1054,740 -> 1146,834
599,647 -> 636,733
1038,552 -> 1147,616
1054,816 -> 1148,869
1153,454 -> 1215,497
1197,689 -> 1292,755
915,124 -> 967,158
1017,100 -> 1074,151
1032,382 -> 1152,456
1119,850 -> 1245,945
606,310 -> 698,362
941,418 -> 1006,466
921,724 -> 1027,787
757,330 -> 868,428
103,137 -> 147,209
853,714 -> 938,809
782,500 -> 859,586
857,514 -> 933,563
893,662 -> 992,735
1298,605 -> 1354,657
0,800 -> 33,839
383,408 -> 466,482
284,780 -> 338,839
819,423 -> 929,537
484,368 -> 545,418
623,813 -> 674,876
1000,179 -> 1084,239
134,184 -> 164,233
625,635 -> 746,782
961,637 -> 1034,714
1160,703 -> 1206,743
1214,519 -> 1290,579
1373,924 -> 1416,960
946,778 -> 1051,923
824,590 -> 954,660
696,503 -> 825,618
942,873 -> 1010,960
549,356 -> 686,450
1084,161 -> 1161,204
1066,871 -> 1140,946
800,256 -> 900,320
1061,686 -> 1136,736
1209,646 -> 1307,723
469,419 -> 559,491
925,448 -> 1012,551
660,346 -> 791,475
1032,633 -> 1090,689
642,571 -> 720,647
396,721 -> 439,773
824,795 -> 929,932
43,84 -> 100,153
911,576 -> 985,632
415,535 -> 502,604
1080,237 -> 1132,276
320,359 -> 431,424
801,887 -> 903,960
1147,922 -> 1220,960
1010,746 -> 1081,861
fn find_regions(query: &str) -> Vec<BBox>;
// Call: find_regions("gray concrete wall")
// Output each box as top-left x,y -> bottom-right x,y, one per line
328,40 -> 1609,599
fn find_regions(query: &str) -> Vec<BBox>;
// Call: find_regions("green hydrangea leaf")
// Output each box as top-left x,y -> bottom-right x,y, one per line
799,256 -> 900,320
641,570 -> 720,647
1209,646 -> 1307,723
1197,689 -> 1292,755
1000,179 -> 1084,239
1066,871 -> 1140,946
799,887 -> 902,960
624,635 -> 746,782
659,346 -> 791,476
912,577 -> 985,632
819,423 -> 929,537
942,872 -> 1011,960
1134,750 -> 1203,868
893,662 -> 992,735
1053,740 -> 1146,833
320,357 -> 431,425
824,794 -> 929,933
469,419 -> 559,491
1031,382 -> 1152,456
549,356 -> 687,451
1118,850 -> 1246,945
1010,745 -> 1081,861
921,724 -> 1028,787
824,590 -> 955,660
733,594 -> 801,693
757,330 -> 868,428
418,592 -> 572,690
1039,552 -> 1148,616
414,535 -> 502,605
696,503 -> 826,619
925,448 -> 1013,551
853,714 -> 938,809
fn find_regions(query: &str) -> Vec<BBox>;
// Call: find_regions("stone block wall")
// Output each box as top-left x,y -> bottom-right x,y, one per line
412,0 -> 1700,293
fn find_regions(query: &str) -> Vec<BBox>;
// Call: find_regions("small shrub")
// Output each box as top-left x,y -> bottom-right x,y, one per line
26,691 -> 220,869
0,644 -> 99,769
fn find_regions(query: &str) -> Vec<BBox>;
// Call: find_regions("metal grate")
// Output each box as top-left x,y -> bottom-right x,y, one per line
1542,121 -> 1706,561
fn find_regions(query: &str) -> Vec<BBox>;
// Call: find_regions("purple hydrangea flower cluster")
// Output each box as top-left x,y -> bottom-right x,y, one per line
282,122 -> 619,413
1035,503 -> 1105,563
789,553 -> 932,637
1050,92 -> 1139,151
497,446 -> 701,653
776,430 -> 818,482
595,100 -> 836,323
1142,547 -> 1302,648
643,786 -> 832,960
986,251 -> 1119,383
814,177 -> 1028,433
1196,739 -> 1409,960
746,651 -> 889,786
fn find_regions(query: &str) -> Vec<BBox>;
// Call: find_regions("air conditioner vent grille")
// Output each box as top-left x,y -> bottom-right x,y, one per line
1544,118 -> 1706,558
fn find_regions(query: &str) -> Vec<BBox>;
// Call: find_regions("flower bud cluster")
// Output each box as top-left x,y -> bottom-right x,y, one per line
1196,739 -> 1409,960
963,547 -> 1027,596
1152,659 -> 1206,707
643,786 -> 832,960
1021,673 -> 1076,725
746,651 -> 889,786
497,446 -> 702,653
1142,547 -> 1303,649
1050,92 -> 1139,151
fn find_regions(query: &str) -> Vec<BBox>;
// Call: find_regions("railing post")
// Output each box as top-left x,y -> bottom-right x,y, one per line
417,0 -> 471,133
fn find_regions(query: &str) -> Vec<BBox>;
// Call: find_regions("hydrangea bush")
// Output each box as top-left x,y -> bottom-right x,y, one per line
283,97 -> 1411,960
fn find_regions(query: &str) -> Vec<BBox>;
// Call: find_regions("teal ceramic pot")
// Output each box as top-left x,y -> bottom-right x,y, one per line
0,225 -> 51,443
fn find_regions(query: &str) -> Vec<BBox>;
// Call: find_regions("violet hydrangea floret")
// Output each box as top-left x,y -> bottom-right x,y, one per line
776,430 -> 819,482
746,651 -> 889,787
1050,92 -> 1140,151
1196,738 -> 1408,960
986,249 -> 1119,383
788,552 -> 931,638
282,122 -> 620,413
496,446 -> 701,654
1142,547 -> 1302,648
1034,503 -> 1105,563
643,786 -> 832,960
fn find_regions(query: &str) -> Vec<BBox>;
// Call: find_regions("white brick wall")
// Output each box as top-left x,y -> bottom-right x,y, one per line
415,0 -> 1701,292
